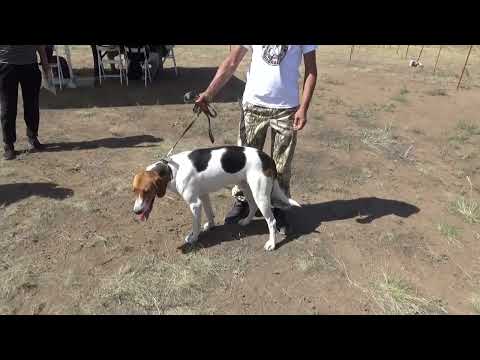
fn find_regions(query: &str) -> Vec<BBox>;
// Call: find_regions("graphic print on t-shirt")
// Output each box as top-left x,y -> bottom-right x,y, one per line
261,45 -> 288,66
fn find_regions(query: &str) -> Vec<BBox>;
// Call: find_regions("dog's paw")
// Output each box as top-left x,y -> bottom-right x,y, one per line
202,222 -> 215,231
238,218 -> 251,227
184,232 -> 198,244
264,240 -> 276,251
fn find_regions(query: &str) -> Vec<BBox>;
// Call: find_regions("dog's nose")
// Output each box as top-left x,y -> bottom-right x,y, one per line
133,208 -> 142,215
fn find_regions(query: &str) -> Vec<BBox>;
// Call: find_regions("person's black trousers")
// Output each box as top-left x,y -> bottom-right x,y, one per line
0,63 -> 42,146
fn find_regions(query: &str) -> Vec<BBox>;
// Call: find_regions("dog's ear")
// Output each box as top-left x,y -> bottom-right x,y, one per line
152,173 -> 169,198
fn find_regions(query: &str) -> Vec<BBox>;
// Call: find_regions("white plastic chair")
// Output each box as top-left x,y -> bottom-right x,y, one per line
162,45 -> 178,76
47,45 -> 65,90
95,45 -> 128,86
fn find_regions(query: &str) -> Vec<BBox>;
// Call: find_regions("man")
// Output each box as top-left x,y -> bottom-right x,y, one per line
0,45 -> 52,160
196,45 -> 317,234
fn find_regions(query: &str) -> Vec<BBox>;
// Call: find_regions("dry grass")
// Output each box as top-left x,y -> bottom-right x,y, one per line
295,249 -> 337,274
371,272 -> 447,315
94,248 -> 249,314
360,123 -> 396,151
0,255 -> 41,313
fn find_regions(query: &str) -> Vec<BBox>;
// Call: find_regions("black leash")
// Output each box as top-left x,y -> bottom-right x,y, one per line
162,91 -> 217,159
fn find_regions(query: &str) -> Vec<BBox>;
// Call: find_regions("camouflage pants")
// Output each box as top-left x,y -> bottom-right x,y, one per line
232,101 -> 297,201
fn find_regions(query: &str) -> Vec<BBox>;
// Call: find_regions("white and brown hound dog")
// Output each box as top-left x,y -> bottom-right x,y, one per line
132,146 -> 300,251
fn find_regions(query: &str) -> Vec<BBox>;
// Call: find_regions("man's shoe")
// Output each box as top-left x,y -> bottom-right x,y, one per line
273,208 -> 291,235
27,137 -> 45,152
3,144 -> 15,160
224,199 -> 250,225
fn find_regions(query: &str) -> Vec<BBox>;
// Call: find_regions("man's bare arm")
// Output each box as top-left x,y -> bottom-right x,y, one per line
299,51 -> 317,114
196,46 -> 248,108
294,50 -> 318,131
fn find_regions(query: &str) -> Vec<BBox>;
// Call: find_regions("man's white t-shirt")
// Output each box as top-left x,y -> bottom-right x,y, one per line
240,45 -> 317,109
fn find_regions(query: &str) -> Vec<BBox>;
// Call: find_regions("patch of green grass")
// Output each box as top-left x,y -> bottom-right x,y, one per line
379,232 -> 399,244
328,97 -> 345,107
457,120 -> 480,135
347,106 -> 376,124
330,137 -> 353,153
323,76 -> 344,86
400,87 -> 409,96
371,273 -> 447,315
449,120 -> 480,144
392,94 -> 408,103
437,223 -> 463,246
450,197 -> 480,224
391,87 -> 409,103
449,177 -> 480,224
472,294 -> 480,314
379,103 -> 397,112
411,128 -> 425,136
426,88 -> 448,96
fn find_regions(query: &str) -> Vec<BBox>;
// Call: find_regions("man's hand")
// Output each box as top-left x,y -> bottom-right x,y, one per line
195,91 -> 213,113
41,69 -> 56,95
293,108 -> 307,131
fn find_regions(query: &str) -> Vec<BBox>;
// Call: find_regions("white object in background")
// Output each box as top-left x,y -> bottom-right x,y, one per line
42,77 -> 57,95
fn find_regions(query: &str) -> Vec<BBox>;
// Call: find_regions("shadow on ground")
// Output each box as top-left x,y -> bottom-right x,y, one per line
42,135 -> 163,153
0,182 -> 74,207
40,67 -> 245,109
178,197 -> 420,253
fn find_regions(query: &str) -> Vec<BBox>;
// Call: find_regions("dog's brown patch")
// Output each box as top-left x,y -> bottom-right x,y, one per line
263,167 -> 276,178
258,150 -> 278,178
133,170 -> 169,199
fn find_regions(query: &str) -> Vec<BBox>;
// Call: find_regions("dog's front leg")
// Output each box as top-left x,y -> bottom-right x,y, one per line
200,194 -> 215,231
185,198 -> 202,244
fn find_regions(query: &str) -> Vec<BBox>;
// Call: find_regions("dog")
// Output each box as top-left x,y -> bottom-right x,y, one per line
132,146 -> 300,251
409,59 -> 424,69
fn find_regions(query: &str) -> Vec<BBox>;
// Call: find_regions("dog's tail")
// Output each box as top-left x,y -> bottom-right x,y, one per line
271,179 -> 301,209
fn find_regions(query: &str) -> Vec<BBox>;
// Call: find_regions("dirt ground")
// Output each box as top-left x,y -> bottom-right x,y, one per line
1,45 -> 480,314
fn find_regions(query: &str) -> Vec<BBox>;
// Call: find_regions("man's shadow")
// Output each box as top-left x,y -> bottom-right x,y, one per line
179,197 -> 420,253
0,182 -> 74,207
42,135 -> 162,153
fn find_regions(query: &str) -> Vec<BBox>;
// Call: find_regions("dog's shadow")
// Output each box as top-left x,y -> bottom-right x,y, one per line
178,197 -> 420,253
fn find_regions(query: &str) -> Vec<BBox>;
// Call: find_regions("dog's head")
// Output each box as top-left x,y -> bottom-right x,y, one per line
132,163 -> 171,222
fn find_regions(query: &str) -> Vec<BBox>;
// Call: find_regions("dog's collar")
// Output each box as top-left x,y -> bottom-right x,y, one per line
157,158 -> 173,182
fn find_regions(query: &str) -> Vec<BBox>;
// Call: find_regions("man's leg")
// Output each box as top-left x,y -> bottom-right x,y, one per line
225,102 -> 269,224
90,45 -> 100,87
0,63 -> 19,160
269,107 -> 298,234
19,64 -> 43,151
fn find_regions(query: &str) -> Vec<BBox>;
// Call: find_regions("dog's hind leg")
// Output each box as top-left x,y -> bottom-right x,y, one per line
248,175 -> 277,251
200,194 -> 215,231
238,183 -> 258,227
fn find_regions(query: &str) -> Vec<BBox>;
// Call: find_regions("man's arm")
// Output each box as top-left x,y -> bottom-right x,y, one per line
196,46 -> 248,109
293,50 -> 317,131
36,45 -> 50,77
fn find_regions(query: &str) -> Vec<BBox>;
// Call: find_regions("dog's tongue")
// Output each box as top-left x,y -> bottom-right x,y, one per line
139,213 -> 146,222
